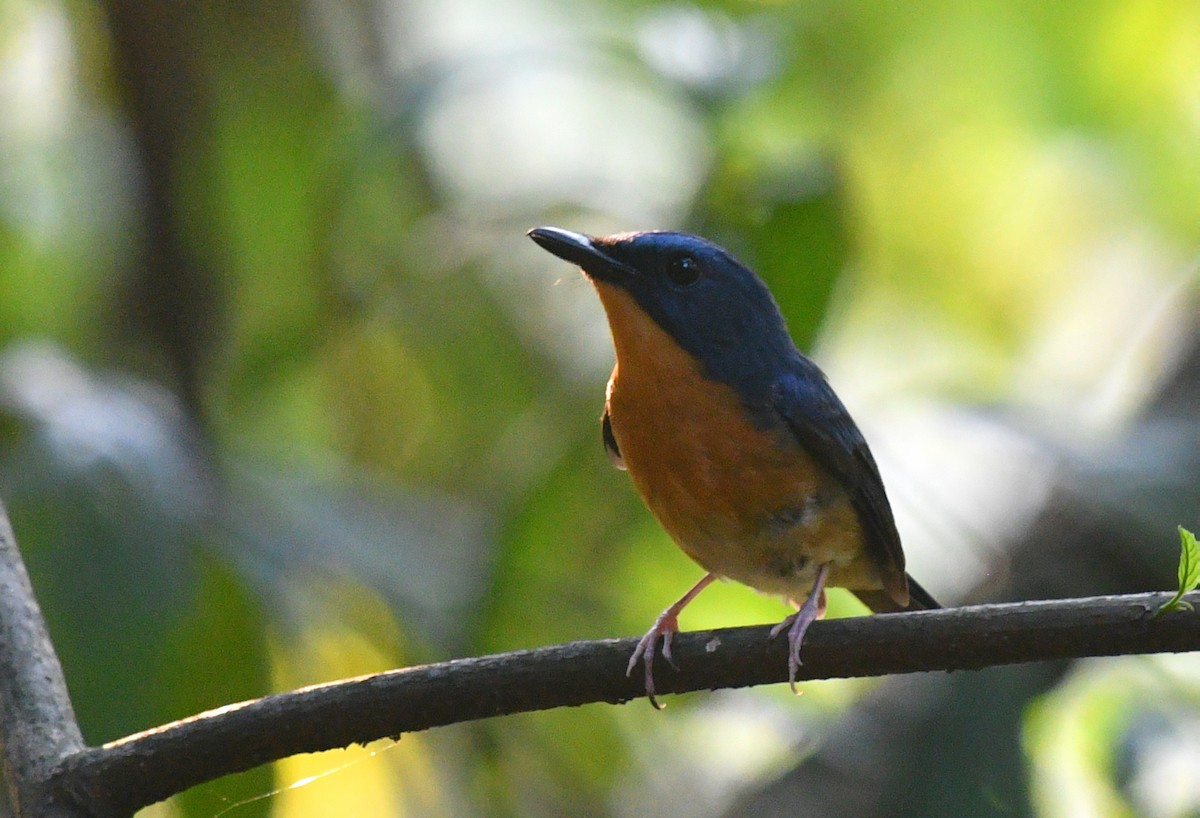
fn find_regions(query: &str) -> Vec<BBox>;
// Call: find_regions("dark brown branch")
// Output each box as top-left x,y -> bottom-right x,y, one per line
51,591 -> 1200,817
0,502 -> 87,818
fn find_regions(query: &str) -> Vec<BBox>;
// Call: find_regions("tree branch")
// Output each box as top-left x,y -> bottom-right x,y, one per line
0,502 -> 87,818
50,590 -> 1200,817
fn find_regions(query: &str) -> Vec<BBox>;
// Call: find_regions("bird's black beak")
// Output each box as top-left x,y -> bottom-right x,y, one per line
527,226 -> 634,283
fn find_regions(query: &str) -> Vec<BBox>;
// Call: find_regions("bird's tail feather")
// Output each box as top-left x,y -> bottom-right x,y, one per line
853,573 -> 940,613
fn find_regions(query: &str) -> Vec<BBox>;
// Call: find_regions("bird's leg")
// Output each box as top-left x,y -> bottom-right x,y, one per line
628,572 -> 718,709
769,562 -> 830,694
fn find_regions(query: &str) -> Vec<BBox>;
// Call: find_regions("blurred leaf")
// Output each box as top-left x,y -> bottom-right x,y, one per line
1025,662 -> 1139,818
266,579 -> 453,818
0,361 -> 203,739
0,347 -> 272,816
222,462 -> 492,654
479,436 -> 641,653
161,555 -> 272,818
1026,656 -> 1200,818
474,707 -> 626,818
696,157 -> 846,351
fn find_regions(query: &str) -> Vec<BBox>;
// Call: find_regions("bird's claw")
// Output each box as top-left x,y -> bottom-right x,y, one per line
769,564 -> 829,694
627,614 -> 679,709
626,573 -> 718,708
769,610 -> 814,694
660,629 -> 677,669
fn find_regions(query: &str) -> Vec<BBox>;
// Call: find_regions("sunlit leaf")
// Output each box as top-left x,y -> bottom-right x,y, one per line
1157,526 -> 1200,617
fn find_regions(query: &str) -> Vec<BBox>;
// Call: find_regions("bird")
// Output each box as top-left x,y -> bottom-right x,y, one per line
527,226 -> 938,708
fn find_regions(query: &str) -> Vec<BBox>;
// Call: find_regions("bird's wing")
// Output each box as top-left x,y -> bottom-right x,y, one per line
770,361 -> 908,604
601,406 -> 625,470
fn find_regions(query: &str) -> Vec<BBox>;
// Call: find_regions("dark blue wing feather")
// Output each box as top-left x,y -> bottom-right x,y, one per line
601,406 -> 625,470
770,359 -> 908,599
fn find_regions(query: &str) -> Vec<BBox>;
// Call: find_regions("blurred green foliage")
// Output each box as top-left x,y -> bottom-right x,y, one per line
0,0 -> 1197,816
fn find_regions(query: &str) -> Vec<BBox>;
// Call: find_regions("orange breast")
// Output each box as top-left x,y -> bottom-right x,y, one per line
592,282 -> 883,600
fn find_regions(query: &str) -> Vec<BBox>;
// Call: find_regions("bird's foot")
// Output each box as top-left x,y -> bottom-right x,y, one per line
769,563 -> 830,693
627,611 -> 680,710
627,572 -> 718,709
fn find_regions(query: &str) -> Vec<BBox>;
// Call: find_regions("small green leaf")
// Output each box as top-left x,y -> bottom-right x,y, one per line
1179,526 -> 1200,588
1155,526 -> 1200,617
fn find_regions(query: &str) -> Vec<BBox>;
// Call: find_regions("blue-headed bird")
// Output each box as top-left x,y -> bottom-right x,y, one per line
528,227 -> 938,707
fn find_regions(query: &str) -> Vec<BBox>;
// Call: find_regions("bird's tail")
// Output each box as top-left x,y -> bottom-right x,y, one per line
853,573 -> 940,613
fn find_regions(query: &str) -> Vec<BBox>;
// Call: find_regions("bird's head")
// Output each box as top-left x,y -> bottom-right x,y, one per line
528,226 -> 797,390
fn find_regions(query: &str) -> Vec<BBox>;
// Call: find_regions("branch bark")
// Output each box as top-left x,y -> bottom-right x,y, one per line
0,502 -> 87,818
48,590 -> 1200,818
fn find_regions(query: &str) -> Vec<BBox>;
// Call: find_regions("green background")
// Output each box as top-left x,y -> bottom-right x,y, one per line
0,0 -> 1198,816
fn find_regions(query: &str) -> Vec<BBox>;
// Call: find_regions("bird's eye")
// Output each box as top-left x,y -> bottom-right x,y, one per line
667,255 -> 701,287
